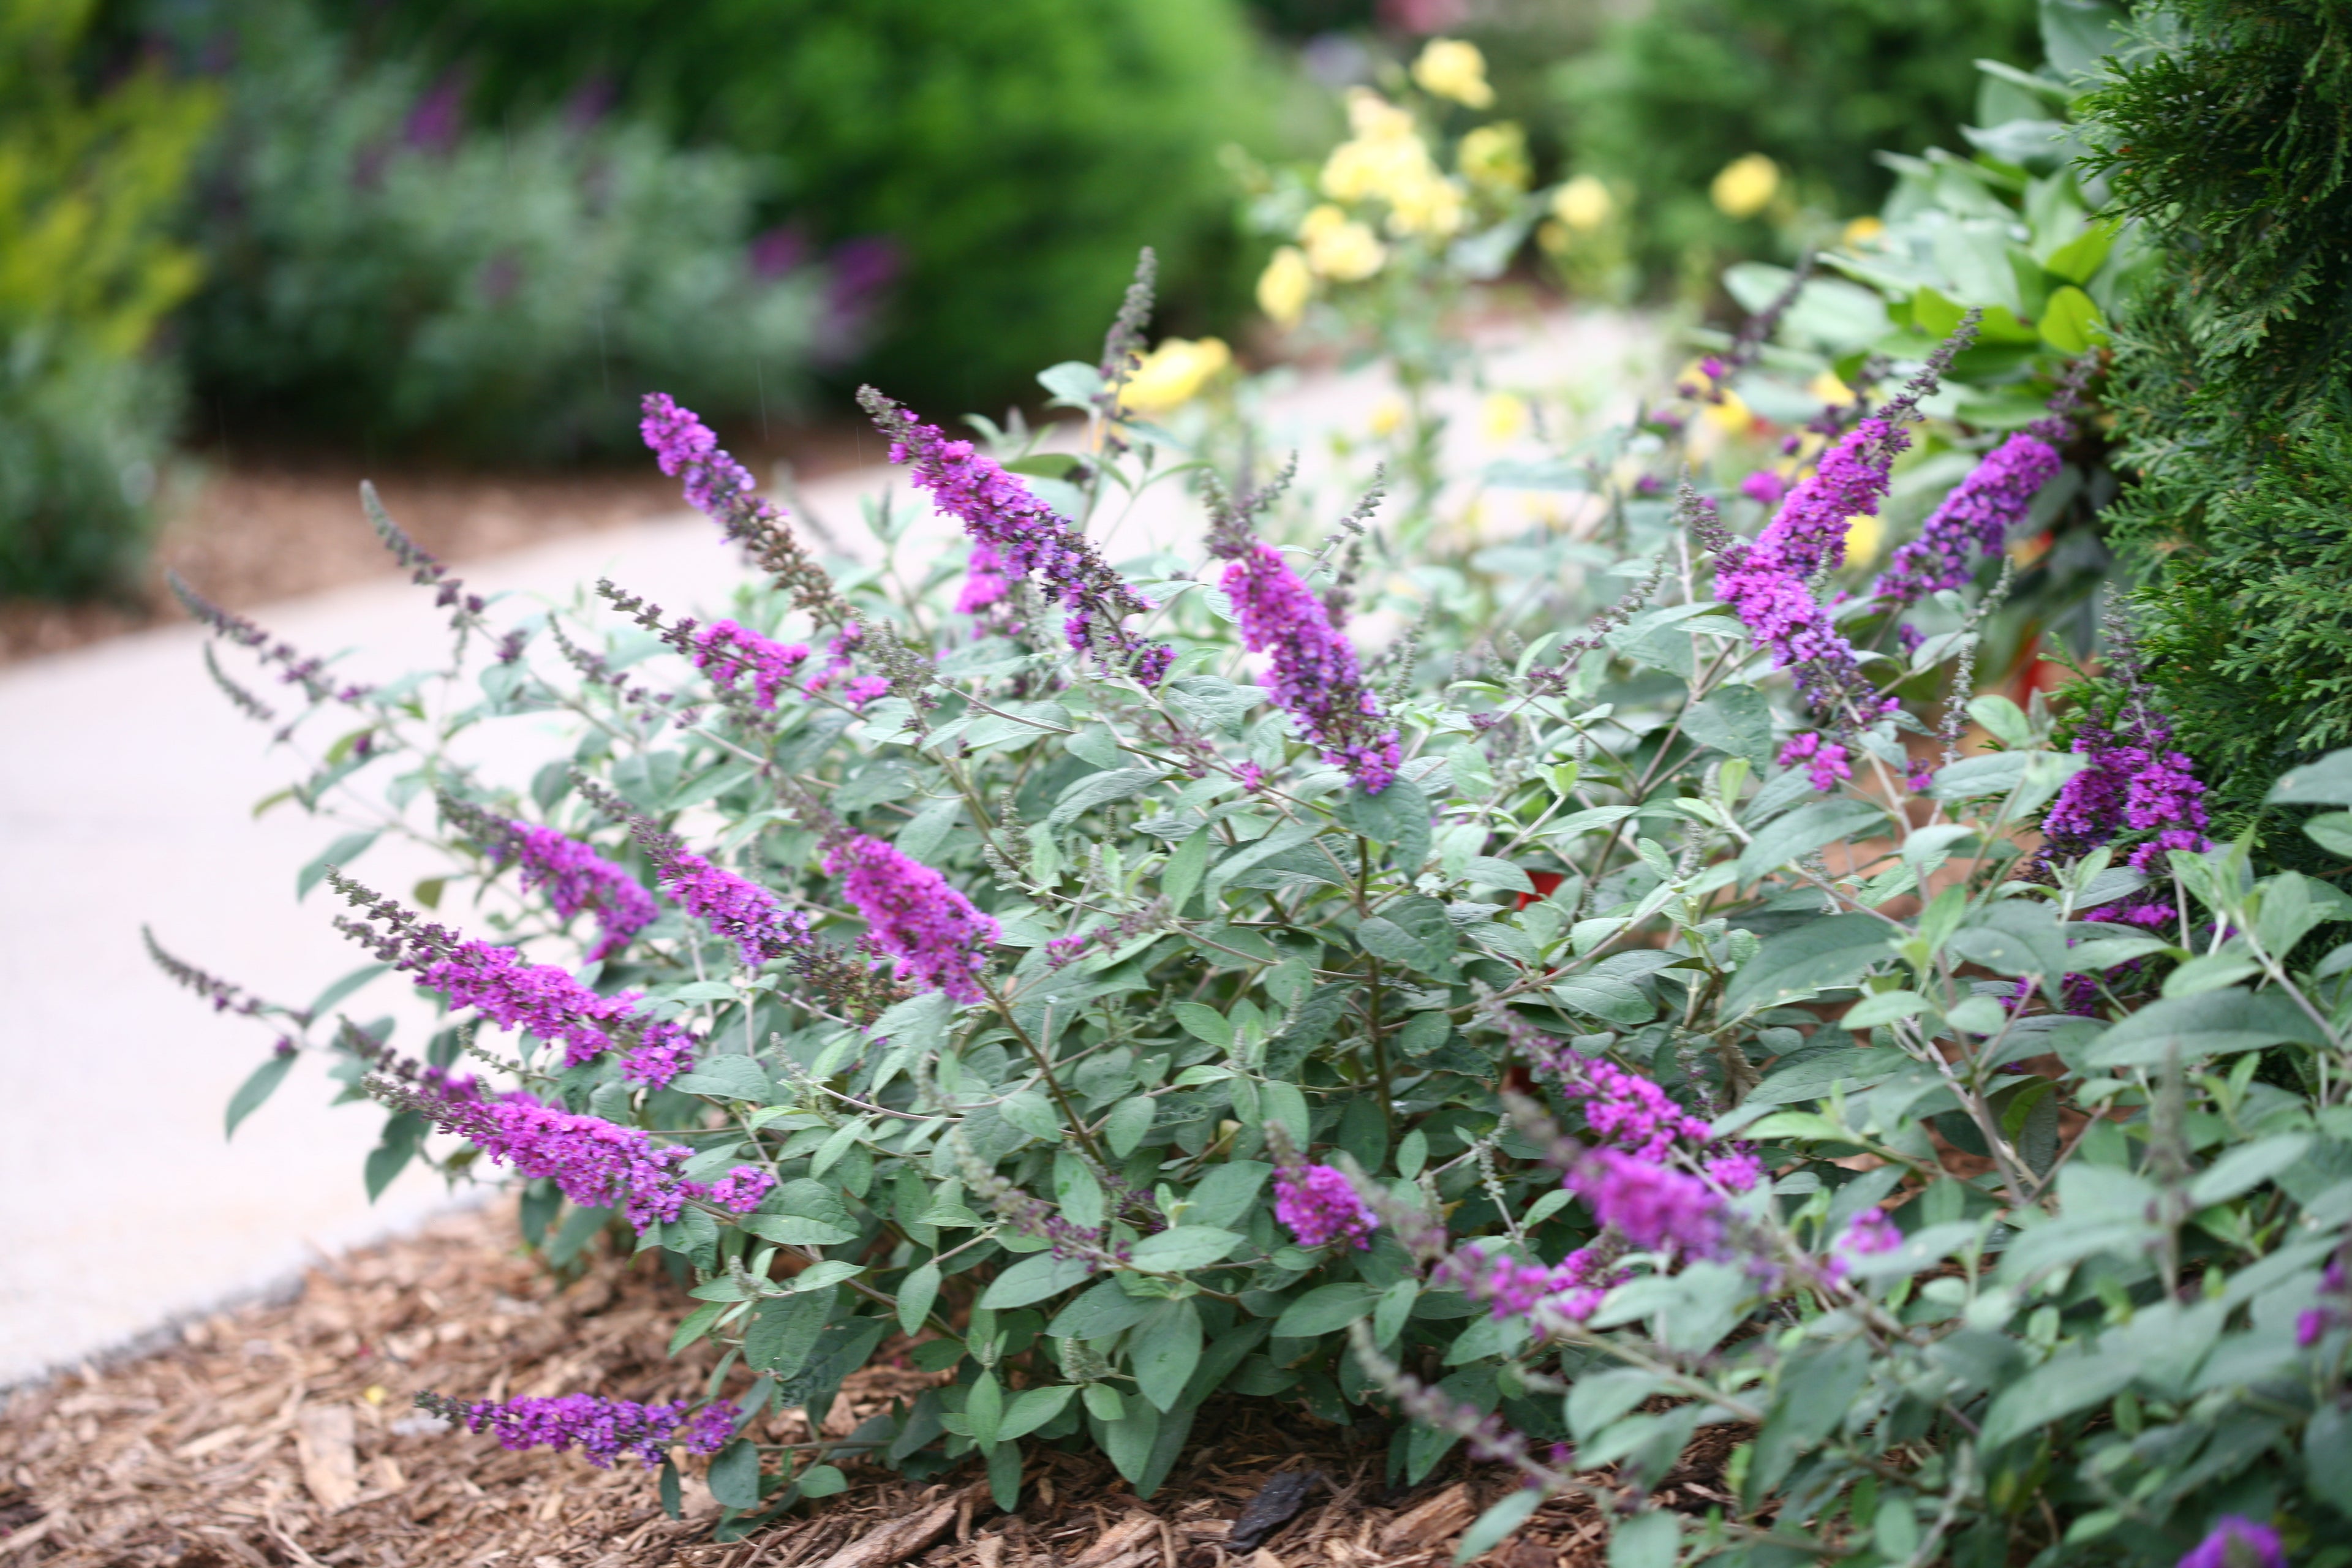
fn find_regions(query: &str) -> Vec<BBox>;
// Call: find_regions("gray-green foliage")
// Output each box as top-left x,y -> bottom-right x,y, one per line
168,0 -> 824,459
167,290 -> 2352,1563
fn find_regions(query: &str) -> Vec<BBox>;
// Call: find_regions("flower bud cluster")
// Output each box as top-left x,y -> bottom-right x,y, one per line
413,1390 -> 736,1470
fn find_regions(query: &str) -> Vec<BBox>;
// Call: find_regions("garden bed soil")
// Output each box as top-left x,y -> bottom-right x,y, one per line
0,1203 -> 1738,1567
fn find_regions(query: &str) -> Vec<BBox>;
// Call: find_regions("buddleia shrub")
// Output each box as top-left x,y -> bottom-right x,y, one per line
163,0 -> 826,460
159,260 -> 2352,1566
0,0 -> 212,598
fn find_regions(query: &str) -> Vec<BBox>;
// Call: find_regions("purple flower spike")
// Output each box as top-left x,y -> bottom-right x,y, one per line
407,1087 -> 729,1234
1218,541 -> 1401,793
647,840 -> 815,968
958,540 -> 1012,614
1778,731 -> 1852,793
690,620 -> 812,710
1566,1149 -> 1726,1259
823,834 -> 1000,1004
463,814 -> 655,964
1872,432 -> 2060,609
415,941 -> 696,1088
1430,1240 -> 1620,1327
2176,1517 -> 2286,1568
858,388 -> 1173,684
1274,1163 -> 1379,1250
426,1391 -> 736,1470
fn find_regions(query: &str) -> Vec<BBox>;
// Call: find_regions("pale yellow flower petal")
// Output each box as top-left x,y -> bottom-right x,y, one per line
1711,153 -> 1780,219
1842,512 -> 1883,565
1551,174 -> 1613,232
1411,39 -> 1494,110
1121,338 -> 1232,416
1369,397 -> 1406,439
1480,392 -> 1529,445
1841,214 -> 1887,248
1257,246 -> 1313,328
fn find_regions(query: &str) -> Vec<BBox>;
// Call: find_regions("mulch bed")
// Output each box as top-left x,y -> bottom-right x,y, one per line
0,1204 -> 1740,1567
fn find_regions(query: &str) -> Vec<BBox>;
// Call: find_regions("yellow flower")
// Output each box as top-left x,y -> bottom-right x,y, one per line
1808,370 -> 1858,407
1842,512 -> 1884,565
1369,397 -> 1406,439
1299,205 -> 1387,281
1120,337 -> 1231,416
1458,123 -> 1529,195
1382,170 -> 1466,238
1551,174 -> 1613,233
1346,87 -> 1419,143
1412,39 -> 1494,110
1841,214 -> 1887,249
1702,389 -> 1754,432
1711,153 -> 1780,219
1536,219 -> 1570,256
1480,391 -> 1529,445
1257,246 -> 1313,328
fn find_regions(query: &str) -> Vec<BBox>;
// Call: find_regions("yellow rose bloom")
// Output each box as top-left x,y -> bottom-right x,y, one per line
1120,338 -> 1231,416
1808,370 -> 1858,407
1711,153 -> 1780,219
1480,391 -> 1529,445
1257,246 -> 1313,328
1301,208 -> 1387,281
1702,389 -> 1754,432
1842,512 -> 1883,565
1369,397 -> 1406,439
1383,170 -> 1466,238
1412,39 -> 1494,110
1841,214 -> 1887,249
1458,123 -> 1530,195
1346,87 -> 1419,143
1551,174 -> 1613,233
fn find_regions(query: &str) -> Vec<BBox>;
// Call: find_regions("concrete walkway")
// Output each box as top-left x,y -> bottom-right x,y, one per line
0,309 -> 1654,1387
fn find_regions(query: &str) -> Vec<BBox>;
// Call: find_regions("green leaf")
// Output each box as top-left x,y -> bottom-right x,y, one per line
1721,914 -> 1895,1014
746,1290 -> 835,1376
1454,1491 -> 1540,1564
669,1300 -> 727,1355
1261,1082 -> 1310,1149
791,1261 -> 864,1293
1164,827 -> 1213,912
1172,1003 -> 1232,1047
225,1051 -> 297,1138
1736,799 -> 1888,884
999,1384 -> 1077,1441
1607,1510 -> 1679,1568
1166,675 -> 1267,734
306,962 -> 390,1022
1128,1226 -> 1243,1272
966,1371 -> 1004,1449
2043,218 -> 2119,283
1104,1096 -> 1156,1156
1183,1161 -> 1272,1231
2188,1134 -> 2312,1207
2305,1403 -> 2352,1521
897,1261 -> 941,1335
1036,361 -> 1102,408
2084,988 -> 2328,1068
1980,1348 -> 2137,1449
2305,811 -> 2352,859
707,1439 -> 761,1510
2268,746 -> 2352,805
1048,1278 -> 1160,1339
1133,1298 -> 1204,1412
1681,684 -> 1776,767
1273,1282 -> 1380,1337
298,830 -> 380,900
798,1463 -> 848,1499
1356,895 -> 1456,972
1569,1368 -> 1665,1442
1844,990 -> 1929,1027
1374,1280 -> 1419,1348
2038,284 -> 2105,352
1049,767 -> 1165,829
1096,1398 -> 1161,1485
1084,1383 -> 1125,1422
981,1253 -> 1095,1309
1463,856 -> 1536,895
1747,1338 -> 1869,1502
672,1055 -> 773,1102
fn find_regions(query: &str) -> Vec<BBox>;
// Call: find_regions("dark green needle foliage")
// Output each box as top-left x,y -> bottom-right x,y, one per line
2079,1 -> 2352,865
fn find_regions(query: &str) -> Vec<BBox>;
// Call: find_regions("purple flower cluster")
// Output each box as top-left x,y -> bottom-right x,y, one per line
642,394 -> 764,532
1826,1208 -> 1904,1278
473,818 -> 656,965
2176,1517 -> 2287,1568
1218,541 -> 1402,793
417,940 -> 698,1088
1713,417 -> 1908,733
1566,1149 -> 1727,1260
859,389 -> 1173,684
647,839 -> 815,968
1872,432 -> 2060,609
1778,731 -> 1854,794
424,1391 -> 736,1470
2296,1248 -> 2347,1348
957,540 -> 1012,615
688,620 -> 812,710
1431,1240 -> 1621,1329
1275,1162 -> 1379,1250
2042,706 -> 2212,862
822,834 -> 1000,1005
800,624 -> 891,709
417,1087 -> 772,1234
1499,1012 -> 1715,1163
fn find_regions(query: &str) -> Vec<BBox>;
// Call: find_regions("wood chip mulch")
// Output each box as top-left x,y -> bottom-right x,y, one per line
1,1204 -> 1740,1568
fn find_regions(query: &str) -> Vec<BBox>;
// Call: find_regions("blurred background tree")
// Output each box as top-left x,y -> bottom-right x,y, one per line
1,0 -> 212,598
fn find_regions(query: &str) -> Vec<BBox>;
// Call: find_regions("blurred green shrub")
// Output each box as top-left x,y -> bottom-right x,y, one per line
360,0 -> 1273,409
1555,0 -> 2042,281
173,0 -> 826,460
2081,0 -> 2352,864
0,0 -> 211,599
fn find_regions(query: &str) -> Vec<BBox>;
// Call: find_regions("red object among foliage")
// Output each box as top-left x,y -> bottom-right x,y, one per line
1517,869 -> 1566,910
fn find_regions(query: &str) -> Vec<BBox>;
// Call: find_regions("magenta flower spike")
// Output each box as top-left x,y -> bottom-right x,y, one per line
2176,1517 -> 2287,1568
1565,1148 -> 1727,1260
420,1392 -> 739,1470
1872,431 -> 2061,609
1274,1162 -> 1379,1250
1218,540 -> 1401,793
645,839 -> 815,969
461,813 -> 656,964
688,619 -> 812,710
858,388 -> 1174,684
823,833 -> 1000,1005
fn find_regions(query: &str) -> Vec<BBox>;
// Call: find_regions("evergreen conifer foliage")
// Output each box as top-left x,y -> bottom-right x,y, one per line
2078,2 -> 2352,859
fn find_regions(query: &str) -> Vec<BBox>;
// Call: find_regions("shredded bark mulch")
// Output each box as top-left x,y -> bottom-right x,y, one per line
1,1204 -> 1738,1567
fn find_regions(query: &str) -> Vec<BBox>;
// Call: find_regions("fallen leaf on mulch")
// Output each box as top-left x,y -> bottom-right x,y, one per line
0,1202 -> 1743,1567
